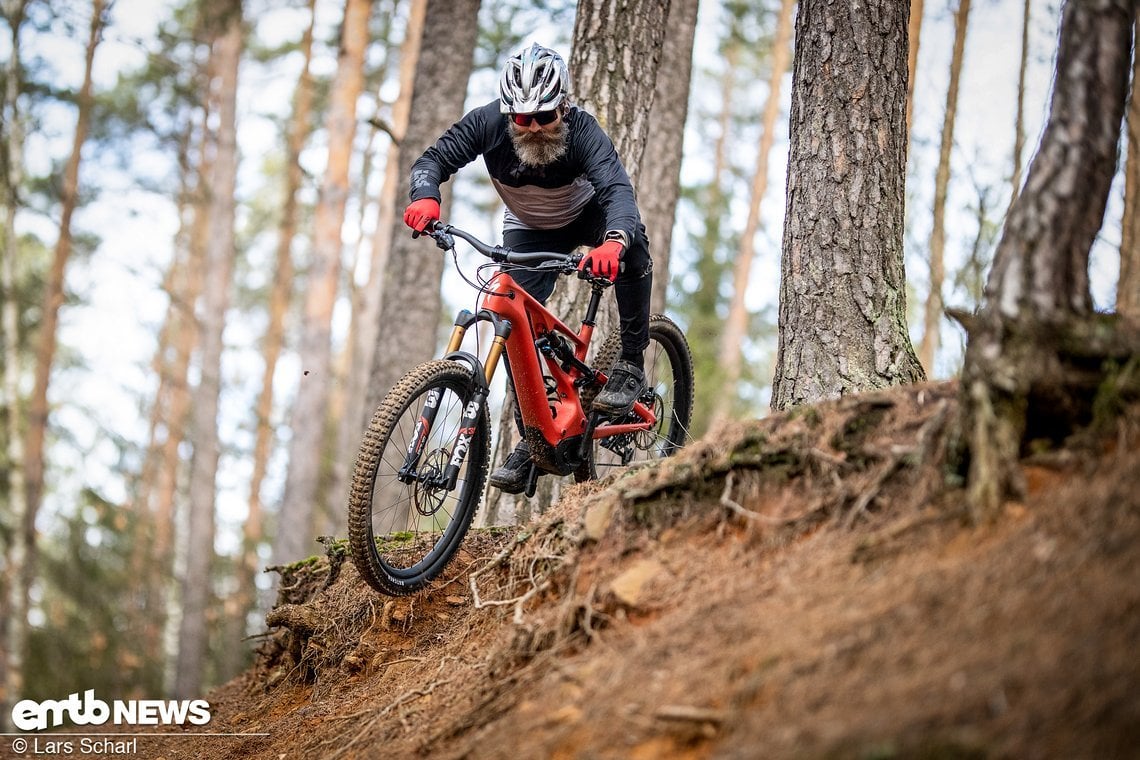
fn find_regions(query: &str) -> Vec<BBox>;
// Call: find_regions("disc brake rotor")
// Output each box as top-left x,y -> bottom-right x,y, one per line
413,448 -> 449,516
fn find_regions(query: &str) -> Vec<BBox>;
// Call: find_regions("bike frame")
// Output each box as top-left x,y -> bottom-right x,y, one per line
443,269 -> 657,455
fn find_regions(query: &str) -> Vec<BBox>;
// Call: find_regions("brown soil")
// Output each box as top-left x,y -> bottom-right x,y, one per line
20,382 -> 1140,760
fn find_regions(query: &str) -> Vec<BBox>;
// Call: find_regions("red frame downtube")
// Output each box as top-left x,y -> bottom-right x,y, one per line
478,273 -> 656,447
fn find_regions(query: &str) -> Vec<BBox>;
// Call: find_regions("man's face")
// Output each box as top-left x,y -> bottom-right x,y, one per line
508,107 -> 568,167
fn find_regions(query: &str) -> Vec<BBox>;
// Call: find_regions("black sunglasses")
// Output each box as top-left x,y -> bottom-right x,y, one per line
511,110 -> 560,127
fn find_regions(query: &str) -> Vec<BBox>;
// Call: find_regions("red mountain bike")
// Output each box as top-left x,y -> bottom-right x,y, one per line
348,222 -> 694,595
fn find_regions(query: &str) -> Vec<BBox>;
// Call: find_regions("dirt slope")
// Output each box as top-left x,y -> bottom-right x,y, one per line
146,383 -> 1140,759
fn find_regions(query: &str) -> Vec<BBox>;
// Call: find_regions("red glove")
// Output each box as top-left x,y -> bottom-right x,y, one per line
403,198 -> 440,233
579,240 -> 623,281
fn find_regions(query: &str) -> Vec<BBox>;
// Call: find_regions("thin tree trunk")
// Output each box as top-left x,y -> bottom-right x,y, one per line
681,44 -> 738,436
960,0 -> 1132,521
155,48 -> 216,694
22,0 -> 105,627
1009,0 -> 1032,211
275,0 -> 372,569
906,0 -> 924,139
331,0 -> 425,526
640,0 -> 699,315
174,0 -> 242,699
364,0 -> 480,416
1,0 -> 29,730
771,0 -> 925,410
128,115 -> 199,691
712,0 -> 795,424
918,0 -> 971,377
1119,16 -> 1140,321
230,0 -> 315,669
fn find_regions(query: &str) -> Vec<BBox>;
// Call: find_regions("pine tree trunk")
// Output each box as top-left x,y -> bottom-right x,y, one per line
22,0 -> 105,630
1009,0 -> 1032,210
365,0 -> 480,415
155,99 -> 213,694
917,0 -> 971,377
906,0 -> 924,138
483,0 -> 670,521
174,0 -> 242,699
1,0 -> 29,730
960,0 -> 1133,521
275,0 -> 372,569
129,68 -> 211,700
713,0 -> 795,424
639,0 -> 698,315
771,0 -> 925,411
232,0 -> 315,666
1119,16 -> 1140,321
333,0 -> 424,519
542,0 -> 669,347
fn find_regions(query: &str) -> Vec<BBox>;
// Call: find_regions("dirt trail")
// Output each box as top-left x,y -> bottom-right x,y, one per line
49,382 -> 1140,760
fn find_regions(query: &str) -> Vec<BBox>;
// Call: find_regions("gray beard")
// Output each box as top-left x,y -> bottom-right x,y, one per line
509,120 -> 568,167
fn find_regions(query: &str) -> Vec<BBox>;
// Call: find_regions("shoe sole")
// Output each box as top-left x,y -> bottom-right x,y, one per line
488,474 -> 527,494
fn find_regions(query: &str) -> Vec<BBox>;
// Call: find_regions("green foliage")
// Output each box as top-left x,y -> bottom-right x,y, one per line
24,489 -> 164,701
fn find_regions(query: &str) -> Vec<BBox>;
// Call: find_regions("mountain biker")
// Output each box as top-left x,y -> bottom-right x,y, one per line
402,42 -> 653,494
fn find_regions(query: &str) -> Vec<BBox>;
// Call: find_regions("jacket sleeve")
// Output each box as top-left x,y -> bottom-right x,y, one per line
409,102 -> 496,203
575,112 -> 641,246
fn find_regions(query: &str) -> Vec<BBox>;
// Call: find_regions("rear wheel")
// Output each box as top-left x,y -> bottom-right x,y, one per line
579,315 -> 694,480
348,361 -> 489,596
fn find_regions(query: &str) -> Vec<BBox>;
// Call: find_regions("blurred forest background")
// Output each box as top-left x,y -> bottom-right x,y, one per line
2,0 -> 1130,712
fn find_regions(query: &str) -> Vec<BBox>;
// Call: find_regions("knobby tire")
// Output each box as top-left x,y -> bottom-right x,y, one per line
348,360 -> 490,596
580,315 -> 694,480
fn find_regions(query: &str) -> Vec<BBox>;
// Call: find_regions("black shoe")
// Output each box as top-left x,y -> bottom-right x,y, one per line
488,441 -> 532,494
594,360 -> 646,416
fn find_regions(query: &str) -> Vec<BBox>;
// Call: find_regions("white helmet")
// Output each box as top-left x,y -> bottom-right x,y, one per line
498,43 -> 569,114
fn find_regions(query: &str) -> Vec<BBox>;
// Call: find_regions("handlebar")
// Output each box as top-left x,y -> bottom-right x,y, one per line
421,220 -> 599,280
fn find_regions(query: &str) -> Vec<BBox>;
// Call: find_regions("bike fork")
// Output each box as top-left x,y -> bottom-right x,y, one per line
398,387 -> 445,483
440,388 -> 487,491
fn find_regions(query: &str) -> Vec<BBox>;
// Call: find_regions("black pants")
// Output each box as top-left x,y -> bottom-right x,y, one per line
503,198 -> 652,360
500,199 -> 652,439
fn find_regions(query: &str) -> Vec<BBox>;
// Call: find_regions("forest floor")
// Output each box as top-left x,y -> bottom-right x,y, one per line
11,381 -> 1140,760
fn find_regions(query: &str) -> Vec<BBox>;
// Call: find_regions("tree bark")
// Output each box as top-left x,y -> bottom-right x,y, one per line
174,0 -> 242,699
917,0 -> 971,377
639,0 -> 698,315
483,0 -> 669,521
771,0 -> 925,411
1,0 -> 29,729
542,0 -> 669,344
1119,16 -> 1140,321
275,0 -> 373,569
364,0 -> 480,415
960,0 -> 1132,521
712,0 -> 796,424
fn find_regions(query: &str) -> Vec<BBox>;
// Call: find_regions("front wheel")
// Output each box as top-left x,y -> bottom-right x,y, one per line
580,315 -> 694,480
348,360 -> 490,596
